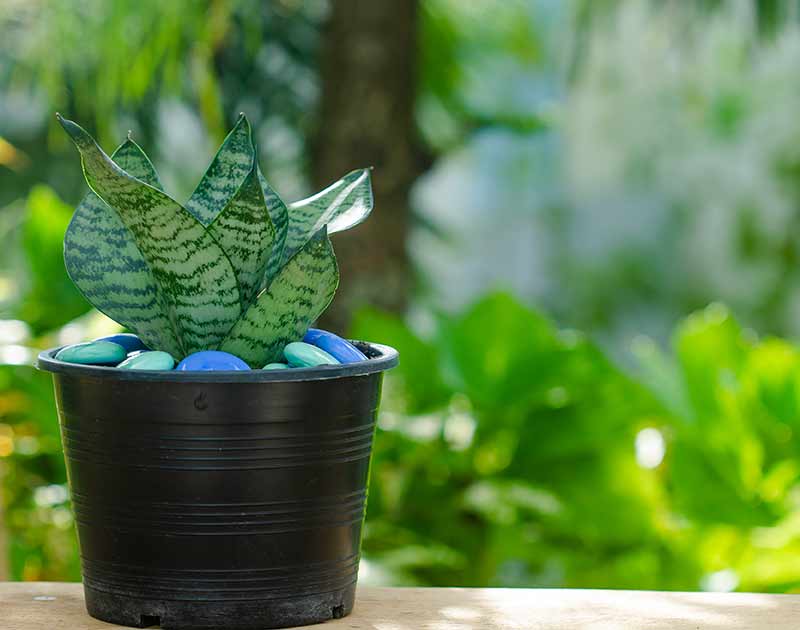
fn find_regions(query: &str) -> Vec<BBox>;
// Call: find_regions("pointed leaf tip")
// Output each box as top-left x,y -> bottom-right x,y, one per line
186,114 -> 257,225
281,168 -> 372,262
56,115 -> 94,149
312,224 -> 329,241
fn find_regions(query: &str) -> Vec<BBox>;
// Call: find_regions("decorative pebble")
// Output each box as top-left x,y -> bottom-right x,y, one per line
263,363 -> 290,370
55,341 -> 127,365
93,333 -> 148,353
117,351 -> 176,371
283,342 -> 340,368
303,328 -> 368,364
176,350 -> 251,371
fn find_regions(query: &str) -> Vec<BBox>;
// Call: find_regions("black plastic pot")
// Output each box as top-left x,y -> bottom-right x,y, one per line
37,341 -> 398,630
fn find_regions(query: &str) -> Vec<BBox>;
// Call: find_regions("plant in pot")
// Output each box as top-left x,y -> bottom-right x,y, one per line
36,114 -> 398,629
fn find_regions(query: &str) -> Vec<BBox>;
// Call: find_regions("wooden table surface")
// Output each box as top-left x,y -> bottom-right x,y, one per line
4,582 -> 800,629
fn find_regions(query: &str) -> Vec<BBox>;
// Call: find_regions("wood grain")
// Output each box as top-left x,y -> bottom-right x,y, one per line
4,582 -> 800,629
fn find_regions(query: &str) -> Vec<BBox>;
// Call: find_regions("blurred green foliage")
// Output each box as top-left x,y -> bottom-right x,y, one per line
412,0 -> 800,361
352,296 -> 800,592
0,363 -> 79,581
0,0 -> 322,144
20,187 -> 89,333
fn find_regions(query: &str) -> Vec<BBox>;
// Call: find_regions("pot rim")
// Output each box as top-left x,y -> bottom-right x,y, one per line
36,340 -> 398,383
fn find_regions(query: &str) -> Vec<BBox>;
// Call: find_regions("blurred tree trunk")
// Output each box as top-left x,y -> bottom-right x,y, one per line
313,0 -> 424,332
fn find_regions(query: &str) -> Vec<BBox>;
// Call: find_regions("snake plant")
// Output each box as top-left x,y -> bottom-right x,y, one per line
57,114 -> 373,367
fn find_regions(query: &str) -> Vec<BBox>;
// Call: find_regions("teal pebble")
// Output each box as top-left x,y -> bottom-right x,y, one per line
55,341 -> 127,365
263,363 -> 290,370
283,342 -> 340,368
117,351 -> 176,370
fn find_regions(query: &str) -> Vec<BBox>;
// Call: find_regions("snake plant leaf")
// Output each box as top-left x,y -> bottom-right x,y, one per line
185,112 -> 288,287
282,168 -> 373,263
257,167 -> 288,283
208,163 -> 275,308
110,137 -> 164,187
57,115 -> 241,354
220,228 -> 338,366
186,113 -> 254,226
63,137 -> 184,356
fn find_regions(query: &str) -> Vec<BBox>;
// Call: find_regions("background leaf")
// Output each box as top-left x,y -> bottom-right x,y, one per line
351,307 -> 451,414
439,292 -> 561,409
18,186 -> 89,332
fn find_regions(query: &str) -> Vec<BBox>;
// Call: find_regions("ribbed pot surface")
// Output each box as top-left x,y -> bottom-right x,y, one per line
38,342 -> 397,629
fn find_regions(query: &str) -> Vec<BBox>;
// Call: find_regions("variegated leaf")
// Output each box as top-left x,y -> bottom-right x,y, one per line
282,168 -> 373,263
186,114 -> 254,226
185,112 -> 288,286
208,164 -> 275,308
257,166 -> 287,285
63,137 -> 184,356
58,115 -> 241,354
220,228 -> 338,367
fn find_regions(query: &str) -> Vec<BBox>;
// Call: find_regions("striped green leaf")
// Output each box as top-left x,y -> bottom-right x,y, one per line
58,115 -> 241,354
258,167 -> 288,284
220,228 -> 338,366
208,163 -> 275,308
186,112 -> 288,287
63,137 -> 184,356
282,168 -> 373,263
186,114 -> 254,226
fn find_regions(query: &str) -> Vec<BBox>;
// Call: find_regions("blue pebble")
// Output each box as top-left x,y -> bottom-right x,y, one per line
176,351 -> 251,371
303,328 -> 368,364
94,333 -> 149,353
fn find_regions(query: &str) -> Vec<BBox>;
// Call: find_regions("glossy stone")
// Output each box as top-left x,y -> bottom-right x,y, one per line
93,333 -> 149,353
283,342 -> 340,368
55,341 -> 127,365
303,328 -> 368,364
176,350 -> 251,371
117,351 -> 176,371
262,363 -> 290,370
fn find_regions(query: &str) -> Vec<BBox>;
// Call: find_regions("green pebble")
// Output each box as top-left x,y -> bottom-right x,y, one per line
283,342 -> 340,368
117,351 -> 176,370
55,341 -> 127,365
262,363 -> 290,370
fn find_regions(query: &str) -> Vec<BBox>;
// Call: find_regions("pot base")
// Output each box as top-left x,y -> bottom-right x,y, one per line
84,583 -> 356,629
